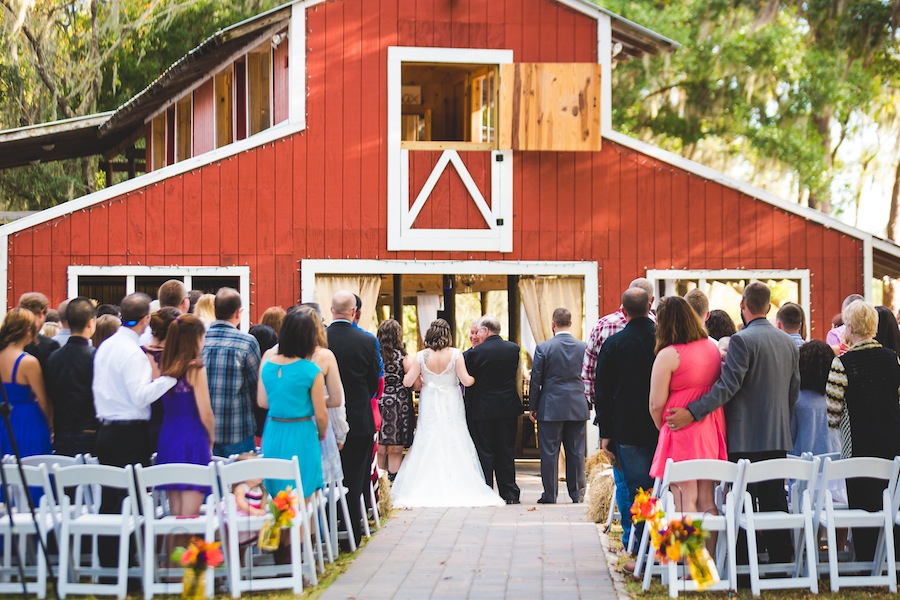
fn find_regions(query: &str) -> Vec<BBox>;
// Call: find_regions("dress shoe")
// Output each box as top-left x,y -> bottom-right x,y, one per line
536,497 -> 555,504
505,498 -> 521,505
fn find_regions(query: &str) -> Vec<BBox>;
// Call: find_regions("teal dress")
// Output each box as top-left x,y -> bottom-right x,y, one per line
260,359 -> 324,497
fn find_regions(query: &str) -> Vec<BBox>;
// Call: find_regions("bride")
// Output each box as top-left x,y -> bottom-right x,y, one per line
391,319 -> 505,507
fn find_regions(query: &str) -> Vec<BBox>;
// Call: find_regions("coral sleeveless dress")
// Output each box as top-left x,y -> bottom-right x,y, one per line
650,340 -> 727,479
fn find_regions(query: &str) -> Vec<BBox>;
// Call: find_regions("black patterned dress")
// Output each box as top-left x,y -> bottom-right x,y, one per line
378,349 -> 414,447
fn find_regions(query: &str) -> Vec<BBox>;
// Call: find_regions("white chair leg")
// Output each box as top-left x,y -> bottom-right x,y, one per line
369,481 -> 380,528
804,514 -> 818,594
605,482 -> 618,530
633,521 -> 651,578
318,491 -> 334,563
116,529 -> 130,600
359,494 -> 371,539
57,523 -> 70,599
339,486 -> 356,551
827,519 -> 840,592
746,520 -> 761,598
144,527 -> 155,600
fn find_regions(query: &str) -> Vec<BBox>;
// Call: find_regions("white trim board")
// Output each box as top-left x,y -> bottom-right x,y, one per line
67,265 -> 252,331
300,259 -> 600,340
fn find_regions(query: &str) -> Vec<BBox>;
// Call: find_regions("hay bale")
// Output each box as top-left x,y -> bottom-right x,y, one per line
586,468 -> 615,523
377,473 -> 393,519
585,449 -> 611,481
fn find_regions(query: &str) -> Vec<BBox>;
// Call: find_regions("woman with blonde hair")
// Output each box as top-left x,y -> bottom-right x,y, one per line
260,306 -> 286,336
193,294 -> 216,328
648,296 -> 726,513
826,300 -> 900,562
92,314 -> 120,348
0,308 -> 52,458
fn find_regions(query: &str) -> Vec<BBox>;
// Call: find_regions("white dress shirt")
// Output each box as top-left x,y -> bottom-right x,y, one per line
92,326 -> 177,421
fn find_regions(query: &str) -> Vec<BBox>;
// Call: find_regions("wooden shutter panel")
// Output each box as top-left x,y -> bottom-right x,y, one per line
499,63 -> 601,152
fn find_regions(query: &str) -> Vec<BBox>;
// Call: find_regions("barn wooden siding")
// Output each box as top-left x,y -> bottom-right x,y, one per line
5,0 -> 861,337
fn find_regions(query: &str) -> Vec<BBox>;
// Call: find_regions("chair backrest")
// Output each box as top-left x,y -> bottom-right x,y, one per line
134,462 -> 219,519
743,457 -> 818,485
0,463 -> 54,511
663,458 -> 743,488
216,457 -> 301,494
53,464 -> 136,514
17,454 -> 84,470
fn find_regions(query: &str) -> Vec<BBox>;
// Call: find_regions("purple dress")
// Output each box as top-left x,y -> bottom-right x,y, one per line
155,375 -> 212,493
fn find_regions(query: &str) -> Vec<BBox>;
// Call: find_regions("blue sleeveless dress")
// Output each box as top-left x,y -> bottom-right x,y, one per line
0,353 -> 52,458
154,375 -> 213,494
260,359 -> 323,497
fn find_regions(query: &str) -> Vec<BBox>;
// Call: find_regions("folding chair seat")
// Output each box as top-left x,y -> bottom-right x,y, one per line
53,464 -> 143,599
815,456 -> 899,592
134,463 -> 222,599
216,457 -> 317,597
736,457 -> 819,597
641,458 -> 744,597
0,463 -> 56,599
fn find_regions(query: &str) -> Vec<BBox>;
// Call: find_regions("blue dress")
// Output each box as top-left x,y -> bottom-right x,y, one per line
1,353 -> 52,505
154,375 -> 212,494
260,359 -> 323,498
0,353 -> 52,457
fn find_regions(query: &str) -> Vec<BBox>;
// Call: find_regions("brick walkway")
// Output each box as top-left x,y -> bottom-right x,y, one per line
320,461 -> 620,600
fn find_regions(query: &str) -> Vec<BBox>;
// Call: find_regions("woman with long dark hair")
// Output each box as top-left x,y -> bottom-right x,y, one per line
376,319 -> 413,480
648,296 -> 725,513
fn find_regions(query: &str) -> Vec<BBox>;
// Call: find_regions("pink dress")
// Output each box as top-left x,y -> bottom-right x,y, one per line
650,339 -> 727,479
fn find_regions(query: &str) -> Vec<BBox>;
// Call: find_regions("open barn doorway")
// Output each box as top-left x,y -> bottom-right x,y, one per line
301,260 -> 599,458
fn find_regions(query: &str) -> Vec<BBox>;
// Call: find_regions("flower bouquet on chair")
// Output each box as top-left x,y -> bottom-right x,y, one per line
171,538 -> 224,599
631,488 -> 719,590
258,487 -> 297,552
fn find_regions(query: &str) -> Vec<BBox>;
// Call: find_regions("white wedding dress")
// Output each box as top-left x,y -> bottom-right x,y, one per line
391,349 -> 505,507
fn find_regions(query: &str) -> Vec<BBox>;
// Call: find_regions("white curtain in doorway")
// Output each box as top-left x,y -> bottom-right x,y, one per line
520,310 -> 537,359
416,295 -> 441,340
518,277 -> 584,344
315,275 -> 381,331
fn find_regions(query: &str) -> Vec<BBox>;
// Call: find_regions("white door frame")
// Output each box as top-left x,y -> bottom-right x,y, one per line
300,259 -> 599,339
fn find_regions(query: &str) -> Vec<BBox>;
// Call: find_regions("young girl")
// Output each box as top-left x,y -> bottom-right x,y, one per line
232,452 -> 267,546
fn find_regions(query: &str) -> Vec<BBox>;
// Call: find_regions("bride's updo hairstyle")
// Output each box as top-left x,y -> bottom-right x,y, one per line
424,318 -> 453,351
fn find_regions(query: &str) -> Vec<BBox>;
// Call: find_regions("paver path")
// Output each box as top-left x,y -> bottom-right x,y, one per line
320,462 -> 619,600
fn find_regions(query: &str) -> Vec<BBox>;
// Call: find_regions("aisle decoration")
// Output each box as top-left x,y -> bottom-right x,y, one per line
258,487 -> 297,551
171,538 -> 224,599
631,488 -> 719,589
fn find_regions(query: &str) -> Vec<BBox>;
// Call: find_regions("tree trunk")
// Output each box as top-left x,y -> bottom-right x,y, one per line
888,159 -> 900,241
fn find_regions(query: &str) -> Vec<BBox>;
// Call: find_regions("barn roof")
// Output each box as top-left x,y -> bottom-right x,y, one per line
0,112 -> 115,169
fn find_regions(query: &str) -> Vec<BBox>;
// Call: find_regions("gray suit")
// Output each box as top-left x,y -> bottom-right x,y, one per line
531,332 -> 589,503
687,316 -> 799,563
687,317 -> 800,454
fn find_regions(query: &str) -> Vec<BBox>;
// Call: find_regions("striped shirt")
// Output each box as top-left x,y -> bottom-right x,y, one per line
202,321 -> 261,446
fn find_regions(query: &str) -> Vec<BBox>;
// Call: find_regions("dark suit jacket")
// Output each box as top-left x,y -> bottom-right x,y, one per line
531,332 -> 589,422
687,317 -> 799,454
25,334 -> 60,377
594,317 -> 658,447
326,321 -> 380,438
463,335 -> 522,420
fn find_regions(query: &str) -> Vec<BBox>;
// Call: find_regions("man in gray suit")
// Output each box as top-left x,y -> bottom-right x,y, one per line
667,281 -> 800,563
530,308 -> 589,504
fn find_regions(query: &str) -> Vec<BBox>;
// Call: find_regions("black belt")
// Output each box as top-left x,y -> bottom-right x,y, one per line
100,419 -> 148,427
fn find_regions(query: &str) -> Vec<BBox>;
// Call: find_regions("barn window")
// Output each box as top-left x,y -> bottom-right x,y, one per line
247,42 -> 272,136
215,67 -> 234,148
175,95 -> 192,161
150,113 -> 166,171
400,63 -> 499,149
68,266 -> 252,330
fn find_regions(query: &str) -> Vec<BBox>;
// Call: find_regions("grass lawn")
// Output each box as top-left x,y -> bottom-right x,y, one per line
606,523 -> 896,599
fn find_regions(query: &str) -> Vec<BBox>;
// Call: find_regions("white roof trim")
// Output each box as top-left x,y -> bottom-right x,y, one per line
603,129 -> 900,258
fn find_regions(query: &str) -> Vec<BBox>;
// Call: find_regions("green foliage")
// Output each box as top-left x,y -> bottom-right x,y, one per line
603,0 -> 900,213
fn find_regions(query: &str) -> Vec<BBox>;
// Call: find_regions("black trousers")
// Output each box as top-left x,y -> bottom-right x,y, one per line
95,421 -> 150,568
729,450 -> 793,564
340,434 -> 374,548
471,417 -> 520,501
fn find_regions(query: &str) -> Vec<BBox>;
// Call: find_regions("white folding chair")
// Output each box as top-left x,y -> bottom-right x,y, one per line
631,477 -> 661,579
134,463 -> 221,599
53,464 -> 143,599
0,463 -> 56,599
736,457 -> 819,597
604,470 -> 620,531
641,458 -> 744,597
814,456 -> 898,592
325,477 -> 356,554
216,457 -> 317,597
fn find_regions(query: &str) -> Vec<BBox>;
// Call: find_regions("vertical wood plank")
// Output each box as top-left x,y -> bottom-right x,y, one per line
182,170 -> 203,262
163,176 -> 184,259
201,163 -> 221,257
323,2 -> 345,255
238,151 -> 258,256
274,138 -> 294,256
219,156 -> 239,257
192,80 -> 215,155
344,0 -> 363,257
256,143 -> 276,258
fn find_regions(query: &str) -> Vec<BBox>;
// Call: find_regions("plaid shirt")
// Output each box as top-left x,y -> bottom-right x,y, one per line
581,308 -> 656,403
202,321 -> 261,446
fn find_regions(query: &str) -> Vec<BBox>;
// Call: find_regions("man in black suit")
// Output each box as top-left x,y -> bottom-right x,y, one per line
326,290 -> 380,547
464,315 -> 523,504
18,292 -> 60,374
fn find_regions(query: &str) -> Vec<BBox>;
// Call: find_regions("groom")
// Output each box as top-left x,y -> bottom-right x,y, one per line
464,315 -> 523,504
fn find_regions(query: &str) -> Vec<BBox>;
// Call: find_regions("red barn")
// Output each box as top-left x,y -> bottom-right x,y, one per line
2,0 -> 898,341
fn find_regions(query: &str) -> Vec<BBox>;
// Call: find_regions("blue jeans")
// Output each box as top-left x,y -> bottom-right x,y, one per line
613,465 -> 632,547
617,443 -> 656,543
213,436 -> 256,458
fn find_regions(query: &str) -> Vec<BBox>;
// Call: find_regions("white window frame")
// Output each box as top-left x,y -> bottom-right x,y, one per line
647,269 -> 812,340
387,47 -> 514,253
67,265 -> 251,331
